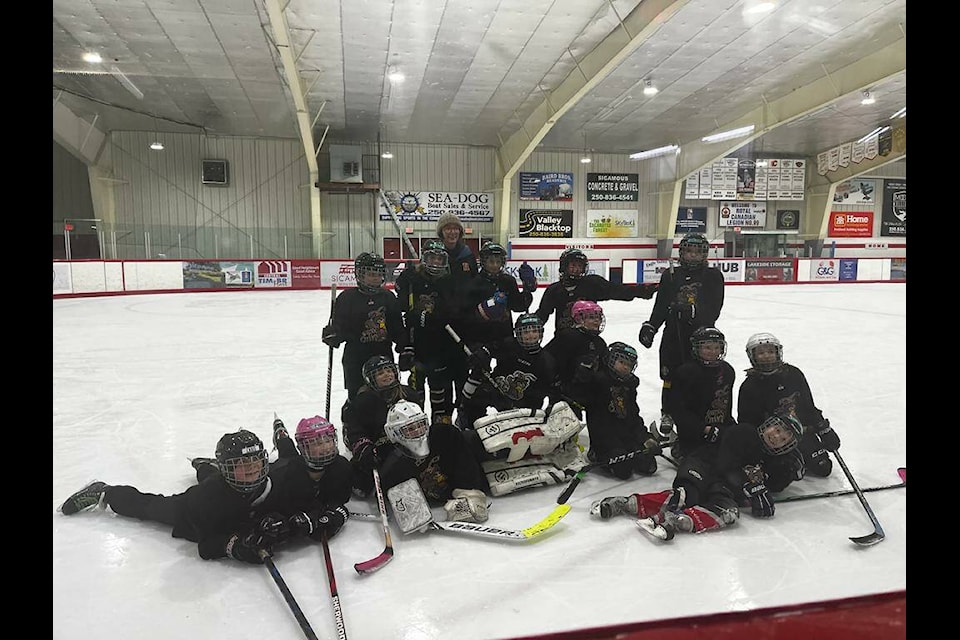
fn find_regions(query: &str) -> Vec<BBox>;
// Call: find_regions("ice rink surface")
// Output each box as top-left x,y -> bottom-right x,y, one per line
53,283 -> 906,640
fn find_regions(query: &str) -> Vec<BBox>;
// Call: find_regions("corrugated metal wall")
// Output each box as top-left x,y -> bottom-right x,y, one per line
53,141 -> 95,226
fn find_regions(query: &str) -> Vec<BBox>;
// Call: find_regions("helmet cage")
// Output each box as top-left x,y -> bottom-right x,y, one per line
746,333 -> 784,374
362,357 -> 400,393
757,414 -> 802,456
607,343 -> 638,379
295,416 -> 338,471
514,314 -> 544,351
678,235 -> 709,269
691,329 -> 727,366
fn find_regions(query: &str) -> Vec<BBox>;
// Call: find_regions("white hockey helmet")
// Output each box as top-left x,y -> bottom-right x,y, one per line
745,333 -> 783,374
385,400 -> 430,459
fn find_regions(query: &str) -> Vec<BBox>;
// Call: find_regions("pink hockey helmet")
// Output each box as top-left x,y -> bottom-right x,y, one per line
295,415 -> 338,470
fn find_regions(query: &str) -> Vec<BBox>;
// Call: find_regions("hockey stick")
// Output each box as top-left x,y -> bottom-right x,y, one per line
556,440 -> 662,505
443,323 -> 501,389
320,531 -> 349,640
353,468 -> 394,574
349,504 -> 572,542
778,467 -> 906,504
259,550 -> 320,640
325,283 -> 338,419
832,450 -> 885,546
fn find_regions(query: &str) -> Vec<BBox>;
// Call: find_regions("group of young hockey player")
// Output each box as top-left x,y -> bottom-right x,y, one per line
59,216 -> 843,560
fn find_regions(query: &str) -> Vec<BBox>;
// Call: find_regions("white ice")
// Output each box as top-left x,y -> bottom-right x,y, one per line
53,284 -> 906,640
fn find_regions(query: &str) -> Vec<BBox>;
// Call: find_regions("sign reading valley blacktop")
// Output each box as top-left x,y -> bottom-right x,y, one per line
518,209 -> 573,238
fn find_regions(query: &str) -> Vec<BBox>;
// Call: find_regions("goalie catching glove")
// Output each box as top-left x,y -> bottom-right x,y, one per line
443,488 -> 489,523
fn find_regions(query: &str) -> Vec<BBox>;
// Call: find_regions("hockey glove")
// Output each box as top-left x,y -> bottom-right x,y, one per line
674,303 -> 696,324
254,512 -> 292,546
477,291 -> 508,321
634,451 -> 657,475
322,324 -> 343,348
638,322 -> 657,349
741,465 -> 774,518
225,532 -> 267,565
398,345 -> 416,372
468,346 -> 493,371
633,284 -> 658,300
703,425 -> 721,444
312,506 -> 350,540
351,438 -> 379,472
272,418 -> 289,449
443,488 -> 489,523
518,262 -> 537,293
288,511 -> 317,538
816,419 -> 841,452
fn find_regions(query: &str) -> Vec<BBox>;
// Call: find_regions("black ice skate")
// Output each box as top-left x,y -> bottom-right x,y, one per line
59,481 -> 107,515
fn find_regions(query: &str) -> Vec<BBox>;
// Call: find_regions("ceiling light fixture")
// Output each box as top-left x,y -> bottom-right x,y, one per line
381,151 -> 393,159
83,52 -> 102,64
856,126 -> 890,145
387,66 -> 404,83
580,156 -> 592,164
643,78 -> 658,96
629,144 -> 680,160
149,141 -> 164,151
110,64 -> 144,100
701,124 -> 755,144
860,90 -> 876,105
580,131 -> 592,163
889,107 -> 906,119
743,1 -> 777,15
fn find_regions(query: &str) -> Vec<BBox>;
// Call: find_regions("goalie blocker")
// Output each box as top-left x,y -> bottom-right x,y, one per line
470,401 -> 589,496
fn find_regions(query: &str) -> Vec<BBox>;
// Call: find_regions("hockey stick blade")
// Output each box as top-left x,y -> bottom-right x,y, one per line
354,468 -> 394,575
353,548 -> 393,575
433,504 -> 572,542
556,442 -> 661,505
832,450 -> 886,546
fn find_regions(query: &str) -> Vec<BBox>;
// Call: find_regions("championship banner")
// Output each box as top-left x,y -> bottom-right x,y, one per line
586,173 -> 639,202
833,179 -> 877,205
880,179 -> 906,237
379,191 -> 494,222
828,211 -> 873,238
586,209 -> 638,238
518,209 -> 573,238
718,201 -> 766,228
675,207 -> 707,234
519,172 -> 574,201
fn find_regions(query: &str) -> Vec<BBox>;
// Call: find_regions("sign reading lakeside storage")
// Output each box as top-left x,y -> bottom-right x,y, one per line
379,191 -> 494,222
518,209 -> 573,238
586,173 -> 639,202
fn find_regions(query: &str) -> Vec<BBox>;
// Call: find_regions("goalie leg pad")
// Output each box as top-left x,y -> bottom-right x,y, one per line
387,479 -> 434,534
483,445 -> 589,496
474,401 -> 584,463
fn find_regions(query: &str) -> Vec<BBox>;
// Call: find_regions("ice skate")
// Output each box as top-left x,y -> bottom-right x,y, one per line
590,495 -> 636,519
58,480 -> 107,515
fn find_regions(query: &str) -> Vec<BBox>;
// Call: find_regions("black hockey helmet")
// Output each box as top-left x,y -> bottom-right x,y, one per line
559,248 -> 588,284
215,429 -> 269,494
678,234 -> 709,269
757,413 -> 803,456
362,355 -> 400,393
479,241 -> 507,276
690,326 -> 726,366
514,312 -> 544,352
606,341 -> 639,379
355,252 -> 387,293
420,239 -> 450,278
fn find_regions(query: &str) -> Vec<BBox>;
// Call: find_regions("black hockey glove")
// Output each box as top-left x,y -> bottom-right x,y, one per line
398,345 -> 416,372
312,506 -> 350,541
225,532 -> 268,565
633,284 -> 657,300
518,262 -> 537,293
816,419 -> 841,452
741,465 -> 774,518
638,322 -> 657,349
468,346 -> 493,371
351,438 -> 379,472
634,451 -> 657,475
703,425 -> 721,443
674,303 -> 696,324
253,512 -> 292,546
322,324 -> 343,348
288,511 -> 317,538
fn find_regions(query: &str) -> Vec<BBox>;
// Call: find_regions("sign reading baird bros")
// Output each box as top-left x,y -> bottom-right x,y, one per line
379,191 -> 494,222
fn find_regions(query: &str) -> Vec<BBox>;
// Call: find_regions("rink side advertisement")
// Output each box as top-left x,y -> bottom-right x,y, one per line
880,179 -> 906,236
379,191 -> 494,222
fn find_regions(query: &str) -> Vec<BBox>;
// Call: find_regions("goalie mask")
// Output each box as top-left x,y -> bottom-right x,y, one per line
514,312 -> 544,352
215,429 -> 269,495
606,342 -> 638,380
690,327 -> 726,366
571,300 -> 605,334
295,415 -> 338,471
362,355 -> 400,394
757,413 -> 803,456
385,400 -> 430,459
746,332 -> 784,374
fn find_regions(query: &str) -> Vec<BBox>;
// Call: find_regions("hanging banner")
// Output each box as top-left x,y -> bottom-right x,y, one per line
675,207 -> 707,234
776,210 -> 800,230
586,209 -> 638,238
586,173 -> 639,202
736,160 -> 756,198
828,211 -> 874,237
518,209 -> 574,238
880,179 -> 906,237
379,191 -> 494,222
832,179 -> 877,205
718,201 -> 766,227
519,172 -> 574,201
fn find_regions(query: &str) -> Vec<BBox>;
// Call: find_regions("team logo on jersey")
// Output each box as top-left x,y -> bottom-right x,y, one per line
494,371 -> 536,401
608,387 -> 629,418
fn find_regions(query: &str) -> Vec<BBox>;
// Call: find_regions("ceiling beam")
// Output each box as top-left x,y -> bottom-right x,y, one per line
493,0 -> 691,240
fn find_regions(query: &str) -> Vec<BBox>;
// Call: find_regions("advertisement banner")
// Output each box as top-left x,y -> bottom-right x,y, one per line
290,261 -> 322,289
254,261 -> 292,288
839,259 -> 859,281
518,209 -> 573,238
586,173 -> 639,202
709,259 -> 746,283
519,172 -> 574,201
828,211 -> 873,238
379,191 -> 494,222
675,207 -> 707,234
890,258 -> 906,280
182,261 -> 255,289
718,201 -> 766,228
641,259 -> 744,283
745,259 -> 794,282
880,179 -> 906,237
776,209 -> 800,230
810,259 -> 840,282
833,179 -> 877,205
587,209 -> 638,238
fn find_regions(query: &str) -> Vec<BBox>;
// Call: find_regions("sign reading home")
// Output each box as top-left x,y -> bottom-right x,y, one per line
518,209 -> 573,238
586,173 -> 639,202
379,191 -> 494,222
